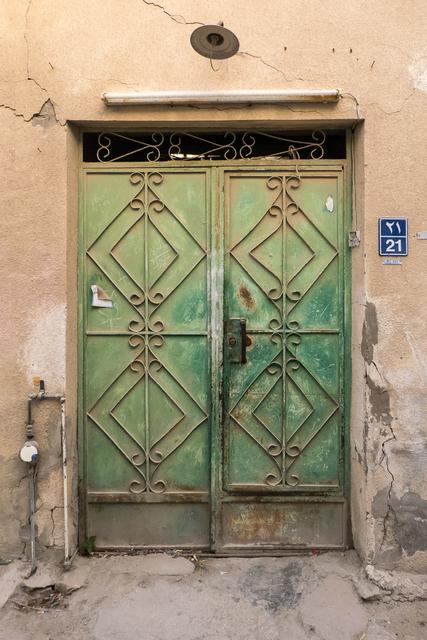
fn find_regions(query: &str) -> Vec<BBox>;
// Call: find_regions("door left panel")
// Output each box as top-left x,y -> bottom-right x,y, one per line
82,169 -> 211,548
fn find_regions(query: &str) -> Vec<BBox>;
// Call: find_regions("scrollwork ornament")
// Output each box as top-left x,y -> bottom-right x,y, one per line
97,133 -> 112,161
286,473 -> 300,487
148,198 -> 166,215
148,318 -> 165,332
222,132 -> 238,160
130,198 -> 144,211
129,172 -> 145,186
265,472 -> 282,486
128,334 -> 145,349
131,451 -> 146,467
149,449 -> 164,464
310,129 -> 326,159
286,320 -> 300,331
266,362 -> 282,376
148,359 -> 163,374
286,358 -> 300,373
285,332 -> 301,350
267,204 -> 283,218
240,132 -> 256,158
148,171 -> 164,186
267,442 -> 282,456
269,318 -> 283,332
148,334 -> 164,349
286,200 -> 300,216
146,133 -> 164,162
148,479 -> 166,494
267,286 -> 283,301
94,129 -> 327,162
270,332 -> 282,345
267,176 -> 283,192
128,319 -> 145,334
129,479 -> 146,494
287,289 -> 302,302
129,293 -> 145,307
168,133 -> 182,159
130,358 -> 145,373
285,444 -> 301,459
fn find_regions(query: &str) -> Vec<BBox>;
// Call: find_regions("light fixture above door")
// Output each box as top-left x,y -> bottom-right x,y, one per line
190,23 -> 239,60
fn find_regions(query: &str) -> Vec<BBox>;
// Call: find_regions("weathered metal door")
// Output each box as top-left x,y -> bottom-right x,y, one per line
81,163 -> 349,550
219,168 -> 348,550
82,169 -> 212,548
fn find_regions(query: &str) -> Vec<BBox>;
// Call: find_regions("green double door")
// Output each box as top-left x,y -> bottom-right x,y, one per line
81,163 -> 350,551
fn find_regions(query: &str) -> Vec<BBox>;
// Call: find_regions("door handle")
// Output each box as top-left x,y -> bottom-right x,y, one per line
240,318 -> 247,364
226,318 -> 249,364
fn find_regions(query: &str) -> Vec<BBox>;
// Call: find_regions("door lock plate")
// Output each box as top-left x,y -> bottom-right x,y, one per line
225,318 -> 247,364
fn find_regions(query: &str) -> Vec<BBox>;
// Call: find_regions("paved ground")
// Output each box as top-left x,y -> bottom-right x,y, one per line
1,551 -> 426,640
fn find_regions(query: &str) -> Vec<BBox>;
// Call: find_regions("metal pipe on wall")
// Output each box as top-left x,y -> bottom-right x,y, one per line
22,382 -> 74,575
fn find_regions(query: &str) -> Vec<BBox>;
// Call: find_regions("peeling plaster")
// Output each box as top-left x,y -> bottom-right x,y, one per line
0,98 -> 62,126
31,99 -> 58,128
392,492 -> 427,557
373,489 -> 427,562
366,365 -> 393,427
19,305 -> 66,391
361,302 -> 400,560
409,57 -> 427,92
361,302 -> 378,365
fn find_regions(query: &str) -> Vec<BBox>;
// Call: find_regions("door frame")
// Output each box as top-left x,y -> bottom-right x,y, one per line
77,144 -> 353,553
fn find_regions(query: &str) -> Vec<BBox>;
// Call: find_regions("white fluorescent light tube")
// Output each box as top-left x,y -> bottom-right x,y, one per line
102,89 -> 341,106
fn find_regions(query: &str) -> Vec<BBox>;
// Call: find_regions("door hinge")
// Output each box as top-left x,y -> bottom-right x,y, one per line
348,230 -> 361,248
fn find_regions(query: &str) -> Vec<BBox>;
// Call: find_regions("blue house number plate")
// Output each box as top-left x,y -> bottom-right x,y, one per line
378,218 -> 408,256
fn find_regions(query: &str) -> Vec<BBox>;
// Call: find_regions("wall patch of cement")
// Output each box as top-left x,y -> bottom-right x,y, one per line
19,305 -> 66,392
361,301 -> 378,366
409,57 -> 427,92
391,492 -> 427,557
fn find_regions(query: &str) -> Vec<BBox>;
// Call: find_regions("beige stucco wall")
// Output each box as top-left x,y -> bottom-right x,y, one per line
1,0 -> 426,571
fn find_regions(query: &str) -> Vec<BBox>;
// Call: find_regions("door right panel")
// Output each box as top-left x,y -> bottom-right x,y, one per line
221,167 -> 347,547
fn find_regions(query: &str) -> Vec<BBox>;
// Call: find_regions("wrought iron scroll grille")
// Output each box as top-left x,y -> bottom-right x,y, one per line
83,130 -> 346,162
227,173 -> 340,489
86,171 -> 208,495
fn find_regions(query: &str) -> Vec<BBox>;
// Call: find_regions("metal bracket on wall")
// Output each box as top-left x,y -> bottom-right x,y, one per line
348,230 -> 361,248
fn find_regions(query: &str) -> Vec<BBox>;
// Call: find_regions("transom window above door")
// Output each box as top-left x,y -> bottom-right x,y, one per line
83,130 -> 347,163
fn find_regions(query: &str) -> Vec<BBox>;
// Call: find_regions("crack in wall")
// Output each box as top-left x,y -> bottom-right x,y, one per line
0,98 -> 64,127
237,51 -> 291,82
24,0 -> 48,95
362,301 -> 401,558
141,0 -> 204,26
367,89 -> 416,116
367,364 -> 398,554
50,506 -> 60,543
378,421 -> 397,551
140,0 -> 293,82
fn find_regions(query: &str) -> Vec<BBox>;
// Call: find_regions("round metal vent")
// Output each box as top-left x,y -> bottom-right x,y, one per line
190,25 -> 240,60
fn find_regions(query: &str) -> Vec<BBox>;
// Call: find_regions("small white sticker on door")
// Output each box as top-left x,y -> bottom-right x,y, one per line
325,195 -> 334,212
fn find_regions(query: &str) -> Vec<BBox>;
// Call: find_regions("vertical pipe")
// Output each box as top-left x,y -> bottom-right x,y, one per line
24,389 -> 74,574
60,397 -> 70,564
27,399 -> 32,427
28,464 -> 37,576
